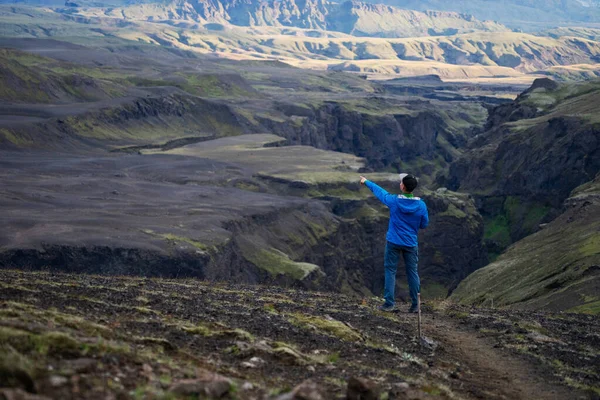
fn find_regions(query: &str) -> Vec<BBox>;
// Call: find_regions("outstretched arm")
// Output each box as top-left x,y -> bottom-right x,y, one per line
360,176 -> 396,208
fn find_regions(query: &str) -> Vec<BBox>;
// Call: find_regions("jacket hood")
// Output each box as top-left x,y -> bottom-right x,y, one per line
396,197 -> 425,214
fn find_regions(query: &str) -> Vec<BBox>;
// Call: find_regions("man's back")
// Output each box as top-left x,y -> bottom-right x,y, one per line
364,181 -> 429,247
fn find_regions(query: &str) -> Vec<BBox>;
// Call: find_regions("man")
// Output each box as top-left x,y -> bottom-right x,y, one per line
360,174 -> 429,313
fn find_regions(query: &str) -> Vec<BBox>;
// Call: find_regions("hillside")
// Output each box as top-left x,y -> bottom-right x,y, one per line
451,174 -> 600,314
441,78 -> 600,314
0,48 -> 124,103
445,78 -> 600,250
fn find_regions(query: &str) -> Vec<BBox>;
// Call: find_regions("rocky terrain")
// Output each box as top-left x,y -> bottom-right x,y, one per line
1,269 -> 598,399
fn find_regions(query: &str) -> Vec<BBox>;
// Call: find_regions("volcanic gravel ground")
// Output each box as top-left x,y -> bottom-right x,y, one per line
1,270 -> 597,399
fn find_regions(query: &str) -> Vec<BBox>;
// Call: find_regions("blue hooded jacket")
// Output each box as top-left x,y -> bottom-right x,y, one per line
365,180 -> 429,247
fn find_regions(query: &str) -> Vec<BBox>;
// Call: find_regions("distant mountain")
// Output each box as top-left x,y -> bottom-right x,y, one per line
364,0 -> 600,30
56,0 -> 507,38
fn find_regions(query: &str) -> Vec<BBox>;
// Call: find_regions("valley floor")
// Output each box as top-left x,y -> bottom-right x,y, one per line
1,269 -> 598,399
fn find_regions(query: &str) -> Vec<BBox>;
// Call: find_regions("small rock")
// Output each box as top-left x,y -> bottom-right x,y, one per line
49,375 -> 68,387
276,379 -> 325,400
347,377 -> 379,400
273,346 -> 306,365
420,336 -> 438,351
307,365 -> 316,372
248,356 -> 266,366
169,371 -> 232,398
68,358 -> 97,374
388,382 -> 410,400
289,180 -> 310,189
241,382 -> 254,391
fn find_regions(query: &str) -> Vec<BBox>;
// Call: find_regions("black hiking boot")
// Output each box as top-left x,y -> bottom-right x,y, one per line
378,304 -> 397,312
408,305 -> 419,313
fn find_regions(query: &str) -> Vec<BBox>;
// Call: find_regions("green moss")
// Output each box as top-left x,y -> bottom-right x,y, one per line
182,323 -> 254,341
0,327 -> 128,359
349,204 -> 388,219
327,352 -> 340,363
568,300 -> 600,315
134,306 -> 158,315
175,73 -> 255,98
422,385 -> 442,395
0,129 -> 32,146
244,247 -> 320,280
564,377 -> 600,396
52,314 -> 112,337
233,181 -> 261,192
142,230 -> 209,252
439,203 -> 467,218
308,185 -> 369,200
0,345 -> 35,386
0,327 -> 77,357
484,214 -> 511,248
287,313 -> 363,342
162,234 -> 209,251
580,233 -> 600,257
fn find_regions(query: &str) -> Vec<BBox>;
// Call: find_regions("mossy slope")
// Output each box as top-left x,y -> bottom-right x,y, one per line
452,175 -> 600,314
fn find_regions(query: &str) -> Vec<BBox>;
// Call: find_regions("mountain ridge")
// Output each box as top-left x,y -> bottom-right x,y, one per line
59,0 -> 508,38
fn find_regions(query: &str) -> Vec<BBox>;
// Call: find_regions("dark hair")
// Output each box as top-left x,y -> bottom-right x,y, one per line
402,175 -> 418,192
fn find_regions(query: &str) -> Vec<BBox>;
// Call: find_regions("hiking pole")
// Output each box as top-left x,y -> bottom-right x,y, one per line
417,292 -> 422,339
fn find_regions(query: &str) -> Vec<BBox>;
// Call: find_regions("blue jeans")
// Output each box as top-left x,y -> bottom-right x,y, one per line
383,241 -> 420,307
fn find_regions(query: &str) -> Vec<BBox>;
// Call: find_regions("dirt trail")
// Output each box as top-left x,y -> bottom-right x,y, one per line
424,314 -> 579,400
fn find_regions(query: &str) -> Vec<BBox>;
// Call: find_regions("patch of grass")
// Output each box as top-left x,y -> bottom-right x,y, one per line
0,344 -> 36,388
141,230 -> 209,252
243,247 -> 321,280
233,181 -> 261,192
568,300 -> 600,315
134,306 -> 158,315
564,377 -> 600,397
580,233 -> 600,257
287,313 -> 363,342
484,214 -> 511,248
0,327 -> 129,358
439,203 -> 467,219
182,323 -> 254,341
323,376 -> 346,388
0,129 -> 33,146
327,352 -> 340,363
